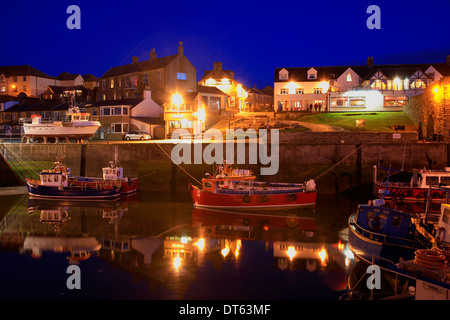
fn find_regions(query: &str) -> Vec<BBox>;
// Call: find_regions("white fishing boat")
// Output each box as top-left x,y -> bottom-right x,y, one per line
22,95 -> 100,143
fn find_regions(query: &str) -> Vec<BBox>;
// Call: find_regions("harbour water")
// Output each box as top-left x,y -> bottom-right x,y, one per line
0,191 -> 367,300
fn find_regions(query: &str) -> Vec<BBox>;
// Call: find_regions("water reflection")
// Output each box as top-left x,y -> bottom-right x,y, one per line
0,193 -> 357,299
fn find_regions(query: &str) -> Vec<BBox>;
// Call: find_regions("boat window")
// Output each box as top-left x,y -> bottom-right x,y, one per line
366,211 -> 376,222
392,216 -> 401,227
43,175 -> 47,182
443,207 -> 450,224
48,175 -> 53,182
425,176 -> 439,185
204,182 -> 212,188
440,176 -> 450,185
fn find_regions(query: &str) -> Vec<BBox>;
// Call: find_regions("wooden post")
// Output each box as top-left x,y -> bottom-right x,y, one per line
171,161 -> 177,195
80,144 -> 87,177
356,144 -> 362,190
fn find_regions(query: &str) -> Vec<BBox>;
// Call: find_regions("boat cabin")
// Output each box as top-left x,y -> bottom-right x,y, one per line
413,168 -> 450,188
39,170 -> 70,188
437,204 -> 450,244
103,162 -> 123,180
355,203 -> 416,239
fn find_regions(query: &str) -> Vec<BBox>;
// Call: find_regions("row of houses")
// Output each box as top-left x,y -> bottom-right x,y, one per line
1,42 -> 449,140
274,56 -> 450,113
0,42 -> 274,140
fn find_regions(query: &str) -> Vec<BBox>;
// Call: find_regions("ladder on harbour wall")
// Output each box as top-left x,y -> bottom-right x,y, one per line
0,142 -> 46,184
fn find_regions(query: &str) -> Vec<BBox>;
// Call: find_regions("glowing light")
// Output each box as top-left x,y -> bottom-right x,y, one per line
205,78 -> 216,86
318,81 -> 330,93
221,247 -> 230,257
318,248 -> 327,265
287,246 -> 296,261
434,87 -> 439,93
338,241 -> 345,251
171,93 -> 183,106
221,78 -> 230,85
194,238 -> 205,251
173,256 -> 181,269
180,236 -> 188,244
197,107 -> 206,122
11,84 -> 16,89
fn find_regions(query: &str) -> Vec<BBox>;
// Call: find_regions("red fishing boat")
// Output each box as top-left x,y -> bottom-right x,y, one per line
375,166 -> 450,202
189,163 -> 317,210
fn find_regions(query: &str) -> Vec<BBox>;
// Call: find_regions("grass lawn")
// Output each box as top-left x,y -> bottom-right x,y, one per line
297,111 -> 416,131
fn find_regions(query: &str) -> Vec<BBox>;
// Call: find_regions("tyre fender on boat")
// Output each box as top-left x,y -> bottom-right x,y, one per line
435,227 -> 446,244
261,195 -> 269,202
368,216 -> 384,231
306,179 -> 316,191
243,195 -> 251,203
289,194 -> 297,201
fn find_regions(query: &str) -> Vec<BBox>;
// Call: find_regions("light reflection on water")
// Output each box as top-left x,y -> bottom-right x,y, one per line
0,192 -> 362,300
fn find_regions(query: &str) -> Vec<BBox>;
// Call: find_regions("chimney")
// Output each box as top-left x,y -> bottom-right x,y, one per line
213,62 -> 222,71
132,56 -> 139,65
446,55 -> 450,66
178,41 -> 184,55
149,48 -> 157,61
367,56 -> 374,67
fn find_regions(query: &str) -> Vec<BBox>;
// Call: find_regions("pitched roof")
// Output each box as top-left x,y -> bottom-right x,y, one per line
3,101 -> 67,112
90,98 -> 143,108
201,69 -> 235,81
100,55 -> 178,79
47,85 -> 86,94
275,61 -> 450,82
0,65 -> 56,79
82,74 -> 100,81
131,117 -> 165,125
197,85 -> 230,96
57,72 -> 81,80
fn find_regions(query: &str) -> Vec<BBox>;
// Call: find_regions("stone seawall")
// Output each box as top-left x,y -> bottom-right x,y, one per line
5,140 -> 450,195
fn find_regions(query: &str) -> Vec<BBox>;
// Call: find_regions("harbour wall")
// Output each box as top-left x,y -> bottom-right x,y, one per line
3,136 -> 450,195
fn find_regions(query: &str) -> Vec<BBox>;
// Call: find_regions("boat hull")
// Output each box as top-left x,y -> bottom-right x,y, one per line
23,122 -> 100,139
26,180 -> 121,199
376,183 -> 447,202
348,214 -> 425,266
189,184 -> 316,210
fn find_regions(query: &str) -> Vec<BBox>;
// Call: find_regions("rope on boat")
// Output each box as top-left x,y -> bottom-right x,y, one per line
154,142 -> 202,185
313,144 -> 365,182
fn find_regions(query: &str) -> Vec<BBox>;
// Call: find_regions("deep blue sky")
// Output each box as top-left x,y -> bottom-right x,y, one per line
0,0 -> 449,89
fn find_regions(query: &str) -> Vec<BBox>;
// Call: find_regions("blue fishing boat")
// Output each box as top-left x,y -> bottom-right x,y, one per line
25,159 -> 122,200
348,199 -> 433,266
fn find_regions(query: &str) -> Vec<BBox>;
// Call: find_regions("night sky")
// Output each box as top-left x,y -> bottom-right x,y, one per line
1,0 -> 449,89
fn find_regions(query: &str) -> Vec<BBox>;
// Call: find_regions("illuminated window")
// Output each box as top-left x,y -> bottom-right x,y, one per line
279,71 -> 288,80
0,86 -> 5,93
177,73 -> 187,80
295,88 -> 304,94
102,80 -> 106,90
110,79 -> 114,89
314,88 -> 322,94
346,73 -> 352,82
280,88 -> 288,95
384,96 -> 406,107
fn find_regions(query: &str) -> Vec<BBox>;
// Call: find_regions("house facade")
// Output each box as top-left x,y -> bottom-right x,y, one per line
87,90 -> 164,140
99,42 -> 196,104
274,56 -> 450,113
163,91 -> 206,138
0,65 -> 58,98
198,62 -> 248,113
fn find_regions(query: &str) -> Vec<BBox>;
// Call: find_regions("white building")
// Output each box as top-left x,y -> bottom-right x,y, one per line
274,56 -> 450,112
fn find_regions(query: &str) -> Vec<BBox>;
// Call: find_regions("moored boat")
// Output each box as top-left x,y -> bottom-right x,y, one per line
375,166 -> 450,202
22,96 -> 100,143
189,163 -> 317,210
25,158 -> 122,200
70,147 -> 138,195
348,199 -> 433,267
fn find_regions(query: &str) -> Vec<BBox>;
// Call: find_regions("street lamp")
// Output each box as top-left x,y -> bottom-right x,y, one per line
171,93 -> 183,112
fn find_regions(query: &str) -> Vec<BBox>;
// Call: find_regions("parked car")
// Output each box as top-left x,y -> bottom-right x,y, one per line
124,131 -> 151,141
